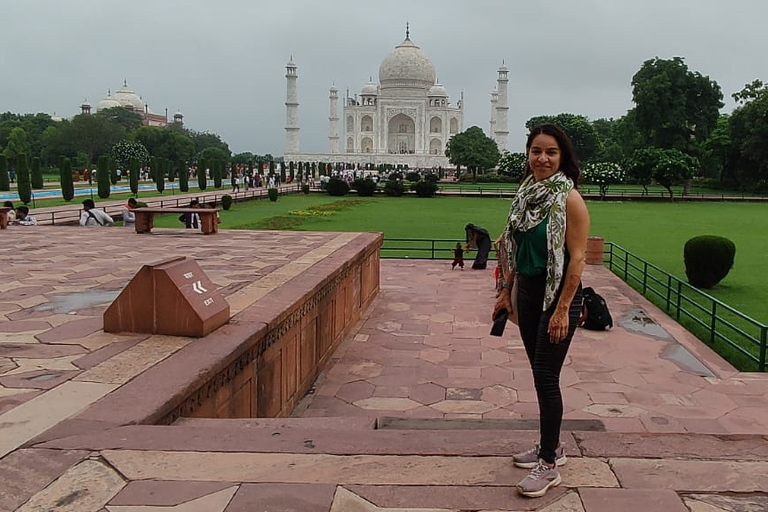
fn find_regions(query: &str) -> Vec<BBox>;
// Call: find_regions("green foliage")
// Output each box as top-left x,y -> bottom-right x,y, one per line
582,162 -> 626,197
221,194 -> 233,210
129,157 -> 139,196
3,127 -> 30,163
728,80 -> 768,188
97,155 -> 111,198
383,179 -> 405,197
526,113 -> 600,162
445,126 -> 500,179
59,157 -> 74,201
197,159 -> 207,190
268,187 -> 278,201
684,235 -> 736,288
110,156 -> 118,185
48,114 -> 126,167
93,106 -> 143,132
302,183 -> 310,194
405,171 -> 421,182
627,147 -> 698,198
200,146 -> 229,165
178,159 -> 189,192
30,156 -> 43,188
0,155 -> 8,191
0,113 -> 56,165
497,151 -> 527,180
326,177 -> 350,196
212,160 -> 222,188
16,153 -> 31,204
112,139 -> 149,169
156,158 -> 165,193
131,126 -> 195,162
352,177 -> 377,196
632,57 -> 723,154
411,179 -> 439,197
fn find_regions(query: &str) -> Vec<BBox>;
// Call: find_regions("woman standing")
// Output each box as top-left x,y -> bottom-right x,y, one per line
493,124 -> 590,498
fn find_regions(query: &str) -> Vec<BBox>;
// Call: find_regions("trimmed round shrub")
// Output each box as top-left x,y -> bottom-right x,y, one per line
405,171 -> 421,182
352,177 -> 377,196
326,177 -> 350,196
411,180 -> 439,198
684,235 -> 736,288
301,183 -> 310,194
383,179 -> 405,197
268,187 -> 278,201
221,194 -> 233,210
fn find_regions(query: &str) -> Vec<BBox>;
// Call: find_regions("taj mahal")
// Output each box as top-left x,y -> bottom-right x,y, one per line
283,26 -> 509,168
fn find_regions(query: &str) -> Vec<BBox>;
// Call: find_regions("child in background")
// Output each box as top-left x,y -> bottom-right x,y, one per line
451,242 -> 465,270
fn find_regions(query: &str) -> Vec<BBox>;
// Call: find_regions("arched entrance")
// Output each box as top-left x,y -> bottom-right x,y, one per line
387,113 -> 415,154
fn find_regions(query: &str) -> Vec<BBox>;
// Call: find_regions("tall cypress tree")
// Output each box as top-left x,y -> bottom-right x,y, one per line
213,159 -> 222,188
156,158 -> 166,193
178,159 -> 189,192
168,158 -> 176,182
60,157 -> 74,201
109,157 -> 118,185
197,158 -> 207,190
129,157 -> 139,196
0,155 -> 9,191
97,155 -> 111,199
16,154 -> 31,204
31,157 -> 43,189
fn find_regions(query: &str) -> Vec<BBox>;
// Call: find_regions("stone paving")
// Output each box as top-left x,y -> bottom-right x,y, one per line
0,225 -> 767,511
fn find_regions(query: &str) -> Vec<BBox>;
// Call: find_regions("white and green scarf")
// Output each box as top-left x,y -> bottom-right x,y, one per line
505,171 -> 574,311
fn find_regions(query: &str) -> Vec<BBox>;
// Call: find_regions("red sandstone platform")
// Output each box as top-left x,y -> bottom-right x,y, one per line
0,226 -> 767,511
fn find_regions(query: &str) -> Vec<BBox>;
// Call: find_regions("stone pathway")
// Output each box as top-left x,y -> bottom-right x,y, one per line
0,227 -> 767,511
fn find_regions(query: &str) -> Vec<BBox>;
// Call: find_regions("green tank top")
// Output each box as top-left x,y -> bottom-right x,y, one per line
513,217 -> 548,276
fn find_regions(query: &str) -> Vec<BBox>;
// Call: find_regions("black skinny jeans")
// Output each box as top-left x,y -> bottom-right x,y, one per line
516,272 -> 583,464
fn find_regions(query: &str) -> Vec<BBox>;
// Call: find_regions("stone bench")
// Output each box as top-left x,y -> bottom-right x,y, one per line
0,207 -> 10,229
134,207 -> 220,235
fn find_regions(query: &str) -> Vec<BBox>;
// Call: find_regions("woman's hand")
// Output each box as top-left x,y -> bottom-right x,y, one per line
547,307 -> 570,344
493,289 -> 512,323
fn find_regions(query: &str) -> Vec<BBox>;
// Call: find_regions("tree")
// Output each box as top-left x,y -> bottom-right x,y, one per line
188,130 -> 230,158
0,155 -> 8,191
93,106 -> 143,132
627,148 -> 662,195
445,126 -> 500,180
701,115 -> 731,181
70,114 -> 126,167
112,139 -> 149,170
129,156 -> 139,196
60,157 -> 74,201
727,80 -> 768,187
31,156 -> 43,189
178,159 -> 189,192
197,158 -> 207,190
497,151 -> 527,181
631,57 -> 723,155
2,127 -> 30,166
131,126 -> 195,162
653,149 -> 699,198
16,153 -> 31,204
212,159 -> 222,188
526,114 -> 600,162
582,162 -> 626,197
156,158 -> 165,193
97,155 -> 111,199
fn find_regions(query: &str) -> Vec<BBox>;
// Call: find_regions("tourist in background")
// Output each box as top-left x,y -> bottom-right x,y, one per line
15,206 -> 37,226
493,124 -> 590,498
79,199 -> 115,227
122,198 -> 138,228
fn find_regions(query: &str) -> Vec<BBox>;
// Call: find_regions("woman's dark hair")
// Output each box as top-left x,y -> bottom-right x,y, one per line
521,123 -> 581,187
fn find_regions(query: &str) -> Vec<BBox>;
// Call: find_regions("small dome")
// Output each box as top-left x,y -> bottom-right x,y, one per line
51,114 -> 63,122
378,35 -> 436,90
361,79 -> 378,95
97,97 -> 122,111
113,81 -> 145,111
428,82 -> 447,97
80,99 -> 91,108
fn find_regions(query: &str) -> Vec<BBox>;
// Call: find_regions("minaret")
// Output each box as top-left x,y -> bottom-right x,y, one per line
489,88 -> 498,140
284,56 -> 300,154
494,62 -> 509,151
329,85 -> 340,154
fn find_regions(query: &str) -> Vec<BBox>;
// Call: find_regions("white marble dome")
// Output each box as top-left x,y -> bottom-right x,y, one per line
113,82 -> 145,111
97,95 -> 122,111
428,82 -> 447,97
378,36 -> 436,90
361,80 -> 378,95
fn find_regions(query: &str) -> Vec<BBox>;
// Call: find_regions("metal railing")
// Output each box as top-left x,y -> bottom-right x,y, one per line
380,237 -> 766,372
604,242 -> 767,371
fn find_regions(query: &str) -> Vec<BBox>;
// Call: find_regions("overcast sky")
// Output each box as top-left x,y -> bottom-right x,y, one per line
2,0 -> 764,155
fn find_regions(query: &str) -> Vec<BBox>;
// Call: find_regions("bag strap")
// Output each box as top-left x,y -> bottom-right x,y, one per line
87,210 -> 103,226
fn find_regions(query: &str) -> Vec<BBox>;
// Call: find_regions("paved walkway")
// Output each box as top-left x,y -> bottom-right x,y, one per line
0,226 -> 767,511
